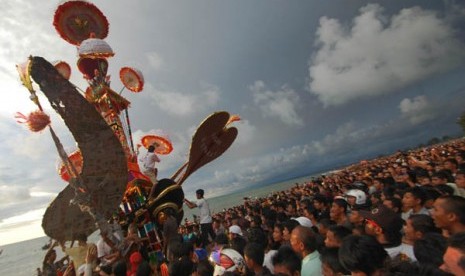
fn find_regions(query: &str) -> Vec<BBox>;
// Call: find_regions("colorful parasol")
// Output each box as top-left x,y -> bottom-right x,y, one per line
58,150 -> 83,182
141,134 -> 173,155
78,38 -> 114,58
53,0 -> 109,46
52,61 -> 71,80
120,67 -> 144,92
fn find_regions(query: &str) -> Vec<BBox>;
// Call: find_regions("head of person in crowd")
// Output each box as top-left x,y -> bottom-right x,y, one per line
318,218 -> 336,239
404,214 -> 440,243
282,219 -> 300,242
455,170 -> 465,190
320,248 -> 350,276
196,189 -> 205,199
339,235 -> 388,276
432,195 -> 465,235
370,192 -> 382,207
325,225 -> 352,249
345,189 -> 367,208
382,197 -> 402,214
444,158 -> 459,174
360,205 -> 403,248
247,227 -> 267,250
372,178 -> 384,193
413,232 -> 447,269
272,246 -> 302,276
273,222 -> 285,245
169,255 -> 195,276
193,259 -> 214,276
441,232 -> 465,275
228,225 -> 243,241
417,173 -> 432,186
423,187 -> 442,209
432,171 -> 449,186
402,186 -> 427,213
330,198 -> 348,224
313,194 -> 329,211
244,242 -> 269,275
112,260 -> 127,276
290,225 -> 318,260
213,248 -> 245,276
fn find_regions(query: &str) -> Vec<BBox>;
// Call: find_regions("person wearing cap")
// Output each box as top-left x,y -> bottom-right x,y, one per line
360,205 -> 404,258
228,225 -> 247,255
290,225 -> 322,276
184,189 -> 216,247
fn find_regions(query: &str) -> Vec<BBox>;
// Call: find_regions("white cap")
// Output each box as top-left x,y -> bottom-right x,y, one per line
292,216 -> 313,228
229,225 -> 243,236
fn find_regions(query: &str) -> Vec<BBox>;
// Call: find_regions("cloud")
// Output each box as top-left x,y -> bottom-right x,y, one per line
146,51 -> 164,70
309,4 -> 465,106
399,95 -> 436,125
147,83 -> 220,116
0,185 -> 30,205
250,81 -> 304,127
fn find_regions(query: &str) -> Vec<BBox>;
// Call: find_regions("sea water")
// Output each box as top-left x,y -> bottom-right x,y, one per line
0,174 -> 318,276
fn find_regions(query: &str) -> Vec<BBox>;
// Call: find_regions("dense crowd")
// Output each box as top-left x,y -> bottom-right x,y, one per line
40,138 -> 465,276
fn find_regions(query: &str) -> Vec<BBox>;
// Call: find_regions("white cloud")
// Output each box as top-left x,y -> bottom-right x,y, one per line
146,51 -> 164,70
250,80 -> 304,127
0,185 -> 30,205
309,4 -> 465,106
399,95 -> 436,125
146,83 -> 220,116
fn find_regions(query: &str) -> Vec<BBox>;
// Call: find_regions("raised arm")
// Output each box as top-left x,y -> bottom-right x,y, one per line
183,198 -> 197,209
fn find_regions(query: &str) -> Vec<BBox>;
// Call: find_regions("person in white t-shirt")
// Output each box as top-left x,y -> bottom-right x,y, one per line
184,189 -> 216,247
141,144 -> 160,185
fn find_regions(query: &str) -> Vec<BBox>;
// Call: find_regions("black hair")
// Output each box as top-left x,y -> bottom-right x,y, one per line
413,233 -> 447,268
196,189 -> 204,197
339,235 -> 388,275
320,248 -> 350,275
283,219 -> 300,234
319,218 -> 336,229
244,242 -> 265,265
408,214 -> 440,235
449,232 -> 465,252
271,246 -> 301,274
247,227 -> 268,249
148,145 -> 155,152
440,195 -> 465,224
112,260 -> 128,276
295,225 -> 318,252
384,197 -> 402,213
215,233 -> 229,246
333,198 -> 348,213
404,186 -> 427,205
230,236 -> 247,256
328,225 -> 352,243
168,256 -> 194,276
196,259 -> 214,276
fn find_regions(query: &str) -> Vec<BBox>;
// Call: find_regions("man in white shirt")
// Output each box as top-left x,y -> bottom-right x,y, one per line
142,144 -> 160,185
184,189 -> 216,247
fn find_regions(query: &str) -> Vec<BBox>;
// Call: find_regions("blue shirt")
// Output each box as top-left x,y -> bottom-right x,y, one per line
301,250 -> 322,276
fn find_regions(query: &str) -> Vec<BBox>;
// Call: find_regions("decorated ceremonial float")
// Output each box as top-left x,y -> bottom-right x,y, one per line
15,0 -> 239,268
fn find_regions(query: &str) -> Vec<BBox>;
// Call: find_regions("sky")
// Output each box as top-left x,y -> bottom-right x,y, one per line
1,0 -> 465,246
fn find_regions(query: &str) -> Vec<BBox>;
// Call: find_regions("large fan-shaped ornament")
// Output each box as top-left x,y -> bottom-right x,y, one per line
120,67 -> 144,92
58,150 -> 83,182
53,0 -> 109,45
52,61 -> 71,80
141,134 -> 173,155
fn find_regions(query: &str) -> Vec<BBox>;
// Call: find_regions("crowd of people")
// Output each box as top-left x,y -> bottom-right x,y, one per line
40,138 -> 465,276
